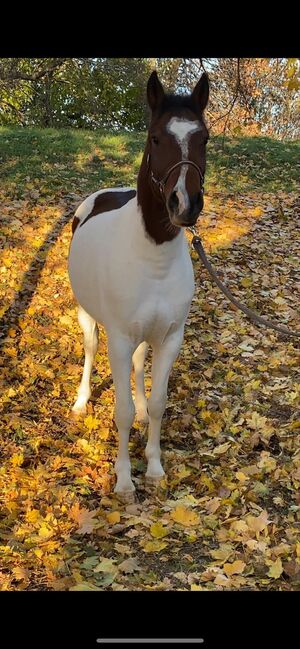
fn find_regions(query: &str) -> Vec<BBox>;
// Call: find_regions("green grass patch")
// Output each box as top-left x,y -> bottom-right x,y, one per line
0,127 -> 299,199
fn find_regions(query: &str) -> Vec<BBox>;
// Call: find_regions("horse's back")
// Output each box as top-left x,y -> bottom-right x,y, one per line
72,186 -> 136,235
69,186 -> 139,325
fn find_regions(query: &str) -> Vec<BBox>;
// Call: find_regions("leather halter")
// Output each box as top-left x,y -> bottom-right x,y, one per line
147,155 -> 204,196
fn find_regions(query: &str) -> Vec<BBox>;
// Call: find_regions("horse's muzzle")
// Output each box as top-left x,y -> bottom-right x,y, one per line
168,191 -> 203,227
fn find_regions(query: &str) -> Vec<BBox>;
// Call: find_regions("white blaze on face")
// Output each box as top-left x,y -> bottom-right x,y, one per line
166,117 -> 201,215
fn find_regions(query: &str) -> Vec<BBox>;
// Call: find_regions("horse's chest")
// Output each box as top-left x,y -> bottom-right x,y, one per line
106,261 -> 194,345
69,214 -> 194,346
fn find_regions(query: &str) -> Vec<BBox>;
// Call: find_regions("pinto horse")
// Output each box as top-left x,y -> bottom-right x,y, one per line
68,70 -> 209,497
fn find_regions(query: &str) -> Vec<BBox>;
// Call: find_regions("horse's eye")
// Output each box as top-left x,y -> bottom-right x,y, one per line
151,136 -> 159,145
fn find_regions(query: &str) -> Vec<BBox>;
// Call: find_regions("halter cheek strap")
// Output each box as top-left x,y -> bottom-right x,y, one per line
147,154 -> 205,196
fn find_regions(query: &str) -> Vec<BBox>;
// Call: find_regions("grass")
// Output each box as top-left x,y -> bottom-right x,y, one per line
0,127 -> 299,200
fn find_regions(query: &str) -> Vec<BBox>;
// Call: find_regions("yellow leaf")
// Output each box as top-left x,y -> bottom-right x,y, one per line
107,511 -> 121,525
226,370 -> 236,381
236,472 -> 249,482
190,584 -> 203,590
200,409 -> 212,421
171,506 -> 200,527
230,520 -> 250,534
84,415 -> 100,431
175,466 -> 192,480
150,522 -> 169,539
296,543 -> 300,558
268,558 -> 283,579
224,560 -> 246,576
8,328 -> 16,337
38,525 -> 53,539
246,412 -> 272,432
210,544 -> 234,563
11,452 -> 24,467
99,427 -> 110,440
290,421 -> 300,431
25,509 -> 40,523
142,540 -> 168,553
251,207 -> 263,218
257,454 -> 277,473
241,277 -> 252,288
59,315 -> 73,327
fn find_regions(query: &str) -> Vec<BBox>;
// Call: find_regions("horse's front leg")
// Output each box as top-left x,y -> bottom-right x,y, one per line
146,327 -> 185,481
108,334 -> 136,496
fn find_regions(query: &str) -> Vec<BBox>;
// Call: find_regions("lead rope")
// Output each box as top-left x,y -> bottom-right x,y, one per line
189,229 -> 300,340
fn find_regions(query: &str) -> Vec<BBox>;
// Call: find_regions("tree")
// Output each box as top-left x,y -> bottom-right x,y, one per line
0,58 -> 299,138
0,58 -> 153,130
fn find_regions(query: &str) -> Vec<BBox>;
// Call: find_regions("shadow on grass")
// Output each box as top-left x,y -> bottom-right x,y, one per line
0,207 -> 75,346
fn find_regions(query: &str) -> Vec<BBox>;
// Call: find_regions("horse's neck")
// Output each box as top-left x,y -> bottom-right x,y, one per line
137,152 -> 180,246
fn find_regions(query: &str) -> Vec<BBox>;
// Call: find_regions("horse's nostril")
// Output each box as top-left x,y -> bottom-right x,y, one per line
168,191 -> 179,211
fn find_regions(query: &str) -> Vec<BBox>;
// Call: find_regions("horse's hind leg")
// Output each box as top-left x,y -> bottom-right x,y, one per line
72,305 -> 99,414
132,341 -> 149,423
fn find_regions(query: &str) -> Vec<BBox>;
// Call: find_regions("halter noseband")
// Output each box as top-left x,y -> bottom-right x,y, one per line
147,155 -> 205,196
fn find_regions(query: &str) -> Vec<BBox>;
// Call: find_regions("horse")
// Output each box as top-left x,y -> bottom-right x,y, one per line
68,70 -> 209,497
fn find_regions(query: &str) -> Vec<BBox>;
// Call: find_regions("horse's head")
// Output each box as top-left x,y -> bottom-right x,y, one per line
146,70 -> 209,228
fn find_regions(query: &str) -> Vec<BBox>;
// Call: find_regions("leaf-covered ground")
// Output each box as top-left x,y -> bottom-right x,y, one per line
0,127 -> 300,591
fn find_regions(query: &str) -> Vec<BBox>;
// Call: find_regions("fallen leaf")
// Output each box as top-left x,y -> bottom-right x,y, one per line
70,505 -> 98,535
268,558 -> 283,579
210,543 -> 234,563
13,567 -> 29,581
142,540 -> 168,553
246,510 -> 271,534
150,522 -> 169,538
94,558 -> 118,574
171,507 -> 200,527
107,511 -> 121,525
223,560 -> 246,576
84,415 -> 100,431
213,442 -> 231,456
69,582 -> 101,591
118,558 -> 141,573
214,574 -> 231,587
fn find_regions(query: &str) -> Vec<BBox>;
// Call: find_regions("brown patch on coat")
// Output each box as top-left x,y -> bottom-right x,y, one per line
71,190 -> 136,238
80,189 -> 136,228
72,216 -> 80,235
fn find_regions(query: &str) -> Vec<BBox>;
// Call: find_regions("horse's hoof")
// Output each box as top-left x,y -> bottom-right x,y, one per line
71,406 -> 86,417
145,474 -> 165,487
114,489 -> 136,504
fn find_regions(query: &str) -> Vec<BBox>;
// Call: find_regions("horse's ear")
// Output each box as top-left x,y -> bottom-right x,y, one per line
147,71 -> 165,112
191,72 -> 209,114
